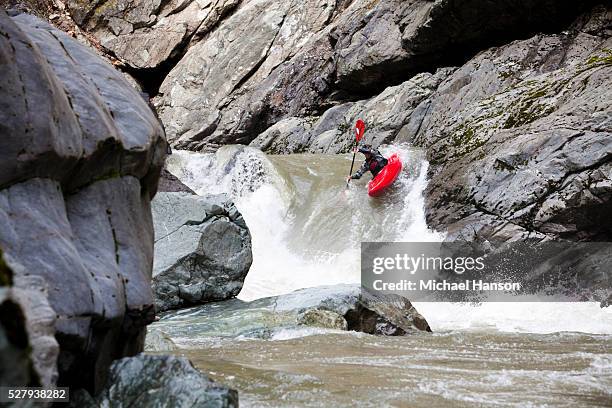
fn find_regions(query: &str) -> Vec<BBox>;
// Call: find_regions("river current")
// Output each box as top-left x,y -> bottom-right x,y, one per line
155,145 -> 612,407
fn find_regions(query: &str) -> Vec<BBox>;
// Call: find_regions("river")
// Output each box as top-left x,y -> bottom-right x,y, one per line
155,145 -> 612,407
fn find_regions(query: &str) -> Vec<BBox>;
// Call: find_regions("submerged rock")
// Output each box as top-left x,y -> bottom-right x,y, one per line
149,284 -> 430,345
151,192 -> 252,312
70,354 -> 238,408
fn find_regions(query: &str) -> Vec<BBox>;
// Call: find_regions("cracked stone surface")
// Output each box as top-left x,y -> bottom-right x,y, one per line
144,0 -> 598,149
151,192 -> 252,312
249,68 -> 455,154
68,0 -> 241,70
0,11 -> 166,393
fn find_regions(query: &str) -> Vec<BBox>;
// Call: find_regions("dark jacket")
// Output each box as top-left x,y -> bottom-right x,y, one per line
351,149 -> 388,179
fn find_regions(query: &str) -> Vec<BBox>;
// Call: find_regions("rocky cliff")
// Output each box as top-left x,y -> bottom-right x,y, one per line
56,0 -> 600,149
0,10 -> 166,393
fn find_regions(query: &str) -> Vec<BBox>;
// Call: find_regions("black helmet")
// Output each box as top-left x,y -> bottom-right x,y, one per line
358,144 -> 373,155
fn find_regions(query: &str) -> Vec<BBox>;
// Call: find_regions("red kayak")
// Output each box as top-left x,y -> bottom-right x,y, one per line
367,153 -> 402,197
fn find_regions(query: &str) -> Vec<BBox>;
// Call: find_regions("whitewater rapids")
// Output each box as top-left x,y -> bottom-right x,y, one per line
166,144 -> 611,335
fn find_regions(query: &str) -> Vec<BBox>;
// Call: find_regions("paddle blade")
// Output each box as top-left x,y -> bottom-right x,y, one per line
355,119 -> 365,142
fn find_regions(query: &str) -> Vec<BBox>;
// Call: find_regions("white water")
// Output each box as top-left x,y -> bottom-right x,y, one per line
166,145 -> 612,335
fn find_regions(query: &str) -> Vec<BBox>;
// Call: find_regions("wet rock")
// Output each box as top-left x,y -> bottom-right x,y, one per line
346,289 -> 431,334
297,309 -> 348,331
151,192 -> 252,312
71,354 -> 238,408
0,11 -> 166,393
149,284 -> 430,341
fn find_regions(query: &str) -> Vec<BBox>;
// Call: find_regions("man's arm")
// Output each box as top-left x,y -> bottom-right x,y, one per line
351,161 -> 368,179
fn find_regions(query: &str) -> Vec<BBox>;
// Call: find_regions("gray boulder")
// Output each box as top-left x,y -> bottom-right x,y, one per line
297,309 -> 348,331
0,11 -> 166,393
148,284 -> 430,343
151,192 -> 252,312
70,354 -> 238,408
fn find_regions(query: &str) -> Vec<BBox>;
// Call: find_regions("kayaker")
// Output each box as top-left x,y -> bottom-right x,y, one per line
348,145 -> 388,180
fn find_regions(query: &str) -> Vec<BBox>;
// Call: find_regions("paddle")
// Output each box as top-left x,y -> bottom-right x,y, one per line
346,119 -> 366,187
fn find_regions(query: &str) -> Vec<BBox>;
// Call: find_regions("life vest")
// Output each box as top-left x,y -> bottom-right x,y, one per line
368,154 -> 388,177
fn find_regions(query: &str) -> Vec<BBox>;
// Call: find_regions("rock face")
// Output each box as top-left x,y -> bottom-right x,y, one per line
151,192 -> 252,312
49,0 -> 597,149
65,0 -> 241,71
252,5 -> 612,243
142,0 -> 596,149
249,68 -> 454,154
147,284 -> 430,345
0,10 -> 166,393
416,6 -> 612,242
70,354 -> 238,408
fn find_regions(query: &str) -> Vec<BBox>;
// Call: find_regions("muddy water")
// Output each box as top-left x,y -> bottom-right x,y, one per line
179,331 -> 611,407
